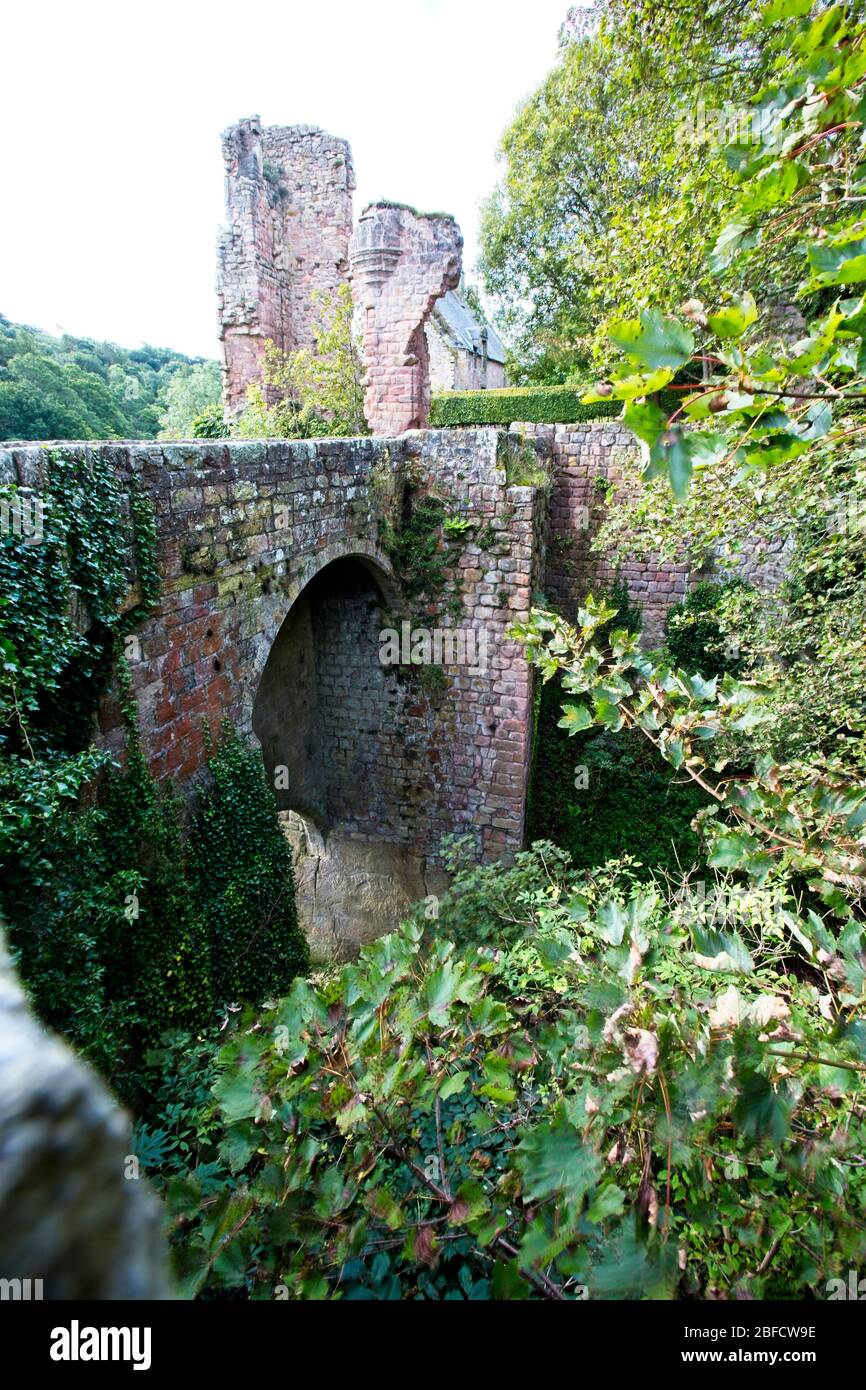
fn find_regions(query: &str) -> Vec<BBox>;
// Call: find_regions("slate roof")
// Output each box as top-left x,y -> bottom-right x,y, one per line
432,291 -> 507,364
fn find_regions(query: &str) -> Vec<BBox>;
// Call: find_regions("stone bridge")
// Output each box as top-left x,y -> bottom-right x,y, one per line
6,428 -> 549,956
4,419 -> 719,955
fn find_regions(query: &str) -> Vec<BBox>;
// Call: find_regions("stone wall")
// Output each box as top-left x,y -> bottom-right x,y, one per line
0,922 -> 169,1298
521,420 -> 690,646
350,204 -> 463,435
217,117 -> 356,413
525,419 -> 790,645
4,431 -> 547,953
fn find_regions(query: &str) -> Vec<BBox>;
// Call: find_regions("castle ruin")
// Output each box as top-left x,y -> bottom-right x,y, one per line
216,117 -> 503,434
216,118 -> 356,415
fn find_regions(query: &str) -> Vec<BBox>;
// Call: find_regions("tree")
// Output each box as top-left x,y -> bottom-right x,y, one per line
234,285 -> 367,438
0,313 -> 218,442
157,361 -> 223,439
479,0 -> 775,381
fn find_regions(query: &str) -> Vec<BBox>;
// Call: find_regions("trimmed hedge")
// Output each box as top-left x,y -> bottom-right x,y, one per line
429,383 -> 680,428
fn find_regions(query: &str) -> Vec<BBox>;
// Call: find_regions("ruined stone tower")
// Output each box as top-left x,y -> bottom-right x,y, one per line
216,117 -> 356,414
350,203 -> 463,436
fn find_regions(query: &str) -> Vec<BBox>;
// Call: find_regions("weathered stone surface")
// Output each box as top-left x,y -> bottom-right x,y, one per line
282,814 -> 448,962
350,203 -> 463,434
217,116 -> 356,414
6,431 -> 547,921
5,421 -> 787,958
522,419 -> 689,647
0,924 -> 169,1299
530,418 -> 789,645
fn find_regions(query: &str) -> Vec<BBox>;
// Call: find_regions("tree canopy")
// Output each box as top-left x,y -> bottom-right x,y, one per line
480,0 -> 787,381
0,314 -> 219,441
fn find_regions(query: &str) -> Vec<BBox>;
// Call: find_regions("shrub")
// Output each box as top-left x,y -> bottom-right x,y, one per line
151,877 -> 866,1301
429,385 -> 679,429
664,580 -> 749,680
1,735 -> 212,1100
190,727 -> 308,1004
190,402 -> 229,439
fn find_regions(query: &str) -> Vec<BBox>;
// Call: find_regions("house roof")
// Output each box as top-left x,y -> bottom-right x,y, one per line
432,291 -> 507,364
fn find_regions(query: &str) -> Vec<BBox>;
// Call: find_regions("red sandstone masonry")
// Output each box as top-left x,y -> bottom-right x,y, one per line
2,430 -> 549,867
350,204 -> 463,436
217,117 -> 356,414
517,420 -> 689,646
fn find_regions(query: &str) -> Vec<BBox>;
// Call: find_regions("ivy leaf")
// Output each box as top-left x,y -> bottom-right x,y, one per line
516,1108 -> 602,1204
608,310 -> 695,371
707,294 -> 758,340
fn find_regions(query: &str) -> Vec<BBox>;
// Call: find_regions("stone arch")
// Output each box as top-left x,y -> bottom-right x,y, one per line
250,538 -> 400,692
250,542 -> 401,835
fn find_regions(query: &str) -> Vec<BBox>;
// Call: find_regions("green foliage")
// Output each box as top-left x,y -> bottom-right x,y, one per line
432,383 -> 651,428
0,451 -> 302,1096
0,448 -> 159,757
1,673 -> 211,1098
586,1 -> 866,793
592,1 -> 866,497
150,872 -> 866,1300
529,578 -> 706,875
0,314 -> 216,441
190,402 -> 230,439
235,286 -> 367,439
502,437 -> 552,488
158,361 -> 223,439
514,596 -> 866,906
664,581 -> 750,680
479,0 -> 772,380
191,725 -> 308,1005
530,681 -> 707,876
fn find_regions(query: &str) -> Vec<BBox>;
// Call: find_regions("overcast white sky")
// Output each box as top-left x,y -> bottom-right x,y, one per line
0,0 -> 572,359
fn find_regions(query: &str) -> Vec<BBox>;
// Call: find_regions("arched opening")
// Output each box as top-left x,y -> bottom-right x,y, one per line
252,554 -> 434,959
253,555 -> 399,834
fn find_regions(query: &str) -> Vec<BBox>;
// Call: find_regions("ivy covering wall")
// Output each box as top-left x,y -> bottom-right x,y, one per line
0,451 -> 306,1104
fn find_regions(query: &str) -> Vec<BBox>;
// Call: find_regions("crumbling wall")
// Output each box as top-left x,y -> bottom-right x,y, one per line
216,117 -> 355,414
528,419 -> 791,645
350,204 -> 463,435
